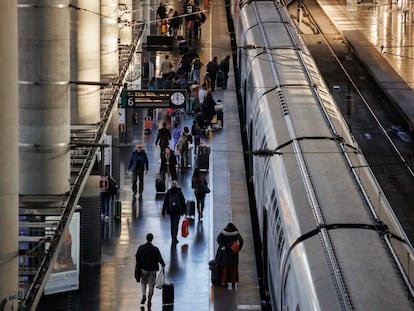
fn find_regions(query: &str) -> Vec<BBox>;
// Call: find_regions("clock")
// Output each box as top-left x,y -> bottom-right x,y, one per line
170,91 -> 185,106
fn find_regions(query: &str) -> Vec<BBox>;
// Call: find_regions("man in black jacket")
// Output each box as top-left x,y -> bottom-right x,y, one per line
162,181 -> 186,243
135,233 -> 166,309
155,122 -> 171,158
128,143 -> 149,198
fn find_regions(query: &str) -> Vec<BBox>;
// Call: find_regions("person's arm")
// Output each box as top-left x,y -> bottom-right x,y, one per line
238,234 -> 244,251
179,190 -> 186,215
128,152 -> 133,170
155,132 -> 159,146
162,191 -> 169,215
158,249 -> 166,267
144,152 -> 149,172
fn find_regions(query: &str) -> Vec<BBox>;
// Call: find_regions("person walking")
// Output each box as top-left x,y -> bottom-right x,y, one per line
191,168 -> 209,221
176,126 -> 192,169
160,54 -> 174,79
190,55 -> 203,84
155,122 -> 171,157
162,181 -> 186,243
160,146 -> 178,186
135,233 -> 166,310
215,222 -> 244,290
128,143 -> 149,198
191,120 -> 202,155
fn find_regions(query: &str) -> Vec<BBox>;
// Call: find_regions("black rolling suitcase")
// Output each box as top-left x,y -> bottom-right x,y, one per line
197,146 -> 210,171
155,173 -> 166,193
209,260 -> 221,285
114,201 -> 122,219
186,200 -> 195,218
162,282 -> 174,306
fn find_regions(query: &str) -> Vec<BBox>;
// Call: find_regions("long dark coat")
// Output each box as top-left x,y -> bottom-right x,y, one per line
215,228 -> 243,267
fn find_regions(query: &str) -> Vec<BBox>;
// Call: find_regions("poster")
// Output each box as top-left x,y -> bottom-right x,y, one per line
44,212 -> 80,295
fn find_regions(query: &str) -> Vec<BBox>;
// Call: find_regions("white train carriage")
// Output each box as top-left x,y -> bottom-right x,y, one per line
236,1 -> 414,310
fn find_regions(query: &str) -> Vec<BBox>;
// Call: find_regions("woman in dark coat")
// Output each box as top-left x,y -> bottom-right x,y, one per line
191,168 -> 209,221
202,90 -> 216,127
215,222 -> 244,290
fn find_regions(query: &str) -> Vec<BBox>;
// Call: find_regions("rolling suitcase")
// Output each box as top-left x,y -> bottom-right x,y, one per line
162,282 -> 174,306
197,146 -> 210,171
156,173 -> 166,193
186,200 -> 196,218
114,200 -> 122,219
209,260 -> 221,285
144,116 -> 152,135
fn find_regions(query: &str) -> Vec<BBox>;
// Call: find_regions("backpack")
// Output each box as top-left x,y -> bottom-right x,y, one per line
200,12 -> 206,23
193,60 -> 201,70
168,191 -> 182,214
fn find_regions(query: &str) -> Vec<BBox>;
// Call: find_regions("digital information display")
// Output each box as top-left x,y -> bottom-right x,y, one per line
124,89 -> 186,108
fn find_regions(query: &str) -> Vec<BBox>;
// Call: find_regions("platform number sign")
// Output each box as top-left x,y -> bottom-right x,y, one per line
124,89 -> 186,108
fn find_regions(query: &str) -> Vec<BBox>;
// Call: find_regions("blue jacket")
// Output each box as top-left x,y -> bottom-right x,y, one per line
128,150 -> 149,172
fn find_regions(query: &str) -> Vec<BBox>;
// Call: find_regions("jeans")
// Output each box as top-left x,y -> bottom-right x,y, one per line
132,170 -> 144,194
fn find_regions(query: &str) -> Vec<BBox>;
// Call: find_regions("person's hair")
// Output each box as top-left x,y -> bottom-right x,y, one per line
162,122 -> 167,127
146,233 -> 154,242
192,168 -> 201,179
184,126 -> 189,133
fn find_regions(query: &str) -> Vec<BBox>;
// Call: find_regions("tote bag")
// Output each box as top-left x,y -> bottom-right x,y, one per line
155,268 -> 165,289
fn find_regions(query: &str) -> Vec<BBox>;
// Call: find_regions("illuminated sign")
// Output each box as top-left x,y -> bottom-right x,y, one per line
125,89 -> 186,108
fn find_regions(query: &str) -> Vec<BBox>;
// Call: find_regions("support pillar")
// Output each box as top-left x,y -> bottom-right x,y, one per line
101,0 -> 119,81
19,0 -> 71,195
71,0 -> 101,125
0,2 -> 19,310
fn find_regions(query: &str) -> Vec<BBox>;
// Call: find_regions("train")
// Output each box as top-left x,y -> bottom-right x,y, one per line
233,0 -> 414,310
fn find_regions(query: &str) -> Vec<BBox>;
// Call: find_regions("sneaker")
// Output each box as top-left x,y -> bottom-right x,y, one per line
140,296 -> 146,304
227,284 -> 232,290
104,215 -> 109,221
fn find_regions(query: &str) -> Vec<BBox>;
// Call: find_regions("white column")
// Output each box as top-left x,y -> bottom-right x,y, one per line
119,0 -> 132,45
101,0 -> 119,80
0,1 -> 19,310
19,0 -> 71,195
71,0 -> 101,125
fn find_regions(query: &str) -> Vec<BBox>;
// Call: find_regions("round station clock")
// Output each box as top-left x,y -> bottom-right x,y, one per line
170,92 -> 185,106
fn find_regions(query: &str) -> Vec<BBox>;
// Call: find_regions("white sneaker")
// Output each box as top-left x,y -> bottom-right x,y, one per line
227,283 -> 232,290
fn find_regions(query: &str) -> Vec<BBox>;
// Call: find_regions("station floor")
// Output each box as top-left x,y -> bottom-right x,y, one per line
38,0 -> 262,310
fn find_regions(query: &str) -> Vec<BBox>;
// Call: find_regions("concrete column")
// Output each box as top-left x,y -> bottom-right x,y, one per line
119,0 -> 132,45
149,0 -> 156,34
101,0 -> 119,80
19,0 -> 71,195
0,2 -> 19,310
133,0 -> 144,24
70,0 -> 101,125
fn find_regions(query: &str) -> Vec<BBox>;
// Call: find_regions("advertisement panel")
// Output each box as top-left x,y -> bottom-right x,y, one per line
44,212 -> 80,295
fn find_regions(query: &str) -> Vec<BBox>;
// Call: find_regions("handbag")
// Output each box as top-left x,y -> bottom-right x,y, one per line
181,218 -> 189,238
230,240 -> 239,254
155,268 -> 165,289
200,183 -> 211,194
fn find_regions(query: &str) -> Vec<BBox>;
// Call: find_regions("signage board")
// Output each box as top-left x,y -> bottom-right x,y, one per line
125,89 -> 186,108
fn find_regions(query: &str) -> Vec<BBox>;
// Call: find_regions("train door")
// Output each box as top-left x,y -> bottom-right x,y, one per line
262,207 -> 270,306
248,120 -> 254,181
